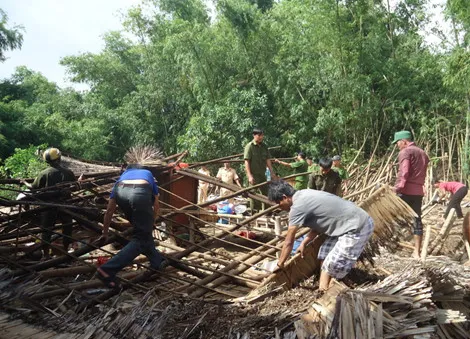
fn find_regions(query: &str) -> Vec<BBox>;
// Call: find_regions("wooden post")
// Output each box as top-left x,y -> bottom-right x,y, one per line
274,216 -> 282,259
420,223 -> 432,262
189,220 -> 195,243
430,208 -> 456,255
463,212 -> 470,262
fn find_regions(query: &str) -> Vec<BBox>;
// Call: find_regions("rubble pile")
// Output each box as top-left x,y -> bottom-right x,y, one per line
0,152 -> 468,338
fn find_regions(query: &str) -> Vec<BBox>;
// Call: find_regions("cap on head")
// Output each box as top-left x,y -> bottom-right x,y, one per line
332,155 -> 341,161
43,148 -> 61,163
392,130 -> 412,144
252,128 -> 264,135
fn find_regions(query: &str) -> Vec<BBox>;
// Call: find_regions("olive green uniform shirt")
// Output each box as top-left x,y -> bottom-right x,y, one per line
308,164 -> 320,173
244,140 -> 271,178
32,165 -> 76,189
332,166 -> 349,180
307,169 -> 342,196
291,159 -> 308,189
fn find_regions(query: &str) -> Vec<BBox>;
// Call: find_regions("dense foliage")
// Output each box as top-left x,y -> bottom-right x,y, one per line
1,0 -> 469,176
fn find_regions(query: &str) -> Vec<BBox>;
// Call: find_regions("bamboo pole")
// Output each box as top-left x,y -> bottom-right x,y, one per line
177,168 -> 273,206
159,214 -> 278,260
430,209 -> 456,255
187,228 -> 310,298
346,135 -> 368,173
172,204 -> 279,261
463,212 -> 470,262
188,146 -> 281,169
420,223 -> 432,262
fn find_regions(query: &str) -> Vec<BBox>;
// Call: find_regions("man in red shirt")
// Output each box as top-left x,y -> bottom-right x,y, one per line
434,180 -> 468,218
392,130 -> 430,258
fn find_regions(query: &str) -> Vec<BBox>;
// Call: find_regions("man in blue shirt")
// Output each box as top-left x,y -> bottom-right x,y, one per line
96,164 -> 165,288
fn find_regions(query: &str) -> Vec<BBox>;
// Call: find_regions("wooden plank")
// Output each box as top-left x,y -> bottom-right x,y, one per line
256,233 -> 325,292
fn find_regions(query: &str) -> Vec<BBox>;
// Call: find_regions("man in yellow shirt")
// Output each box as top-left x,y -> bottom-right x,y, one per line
216,162 -> 242,197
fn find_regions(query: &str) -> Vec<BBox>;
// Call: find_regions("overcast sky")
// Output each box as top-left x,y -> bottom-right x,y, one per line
1,0 -> 447,90
0,0 -> 140,88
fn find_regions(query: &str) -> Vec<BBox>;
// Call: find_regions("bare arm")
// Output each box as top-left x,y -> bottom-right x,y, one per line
277,225 -> 298,267
274,159 -> 292,168
297,229 -> 319,257
22,180 -> 33,189
102,198 -> 117,238
266,159 -> 277,180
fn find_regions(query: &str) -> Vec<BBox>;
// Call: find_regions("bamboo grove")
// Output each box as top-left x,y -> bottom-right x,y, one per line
1,0 -> 470,180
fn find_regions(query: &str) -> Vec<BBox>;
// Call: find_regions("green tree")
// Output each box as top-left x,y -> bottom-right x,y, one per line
0,9 -> 23,62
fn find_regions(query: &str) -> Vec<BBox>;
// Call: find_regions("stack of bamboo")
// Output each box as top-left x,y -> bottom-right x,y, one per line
296,262 -> 470,339
358,184 -> 417,262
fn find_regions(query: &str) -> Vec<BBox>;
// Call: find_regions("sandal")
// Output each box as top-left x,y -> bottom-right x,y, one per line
95,268 -> 120,289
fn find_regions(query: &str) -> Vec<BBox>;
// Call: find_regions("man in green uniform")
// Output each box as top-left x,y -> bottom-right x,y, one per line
332,155 -> 349,194
244,128 -> 276,212
306,156 -> 320,173
24,148 -> 76,259
308,157 -> 342,196
275,152 -> 309,190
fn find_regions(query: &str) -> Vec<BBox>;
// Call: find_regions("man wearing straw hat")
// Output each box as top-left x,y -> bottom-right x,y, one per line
392,130 -> 429,259
269,180 -> 374,291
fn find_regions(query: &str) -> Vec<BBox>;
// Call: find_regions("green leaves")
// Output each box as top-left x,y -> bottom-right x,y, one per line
1,144 -> 48,179
0,0 -> 468,169
0,9 -> 23,62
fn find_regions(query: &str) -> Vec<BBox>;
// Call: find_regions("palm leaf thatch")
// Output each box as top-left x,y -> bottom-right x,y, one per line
359,185 -> 417,262
124,145 -> 165,166
299,263 -> 469,339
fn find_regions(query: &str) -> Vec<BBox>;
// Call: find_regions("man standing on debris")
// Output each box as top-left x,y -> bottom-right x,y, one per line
96,163 -> 165,288
332,155 -> 349,195
307,157 -> 342,196
216,162 -> 242,197
434,180 -> 468,219
23,148 -> 76,259
274,152 -> 309,190
244,128 -> 276,212
392,130 -> 429,259
198,166 -> 211,204
269,181 -> 374,291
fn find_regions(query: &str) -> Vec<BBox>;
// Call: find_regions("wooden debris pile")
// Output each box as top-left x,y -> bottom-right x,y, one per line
296,262 -> 469,339
0,151 -> 468,338
358,184 -> 417,262
0,152 -> 303,336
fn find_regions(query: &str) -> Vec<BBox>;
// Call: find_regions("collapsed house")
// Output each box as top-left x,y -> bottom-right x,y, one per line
0,152 -> 468,338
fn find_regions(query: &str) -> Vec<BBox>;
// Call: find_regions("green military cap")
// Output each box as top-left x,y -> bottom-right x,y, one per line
392,130 -> 412,144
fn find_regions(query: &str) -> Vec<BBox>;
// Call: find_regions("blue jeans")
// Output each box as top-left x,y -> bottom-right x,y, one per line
100,184 -> 163,278
100,237 -> 162,278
